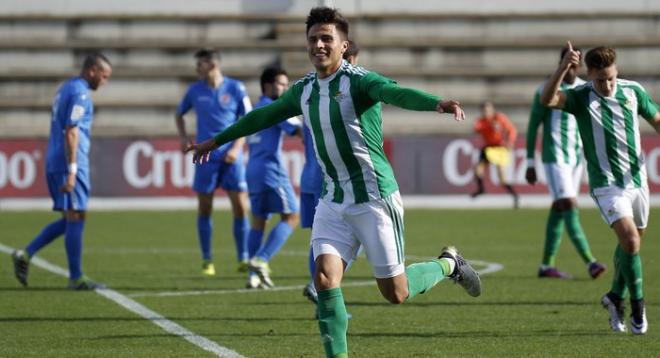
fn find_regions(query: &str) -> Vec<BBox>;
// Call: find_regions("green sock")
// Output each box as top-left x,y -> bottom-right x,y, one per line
561,209 -> 595,263
542,209 -> 564,266
611,245 -> 628,299
619,249 -> 644,300
405,259 -> 449,300
317,288 -> 348,358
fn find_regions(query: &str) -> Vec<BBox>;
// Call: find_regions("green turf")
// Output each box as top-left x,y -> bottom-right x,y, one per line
1,208 -> 658,357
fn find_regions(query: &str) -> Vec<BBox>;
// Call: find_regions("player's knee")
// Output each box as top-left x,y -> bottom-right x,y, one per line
383,289 -> 408,304
283,213 -> 300,227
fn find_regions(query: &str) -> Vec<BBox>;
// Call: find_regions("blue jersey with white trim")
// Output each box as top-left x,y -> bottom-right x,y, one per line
177,77 -> 252,158
46,77 -> 94,173
246,96 -> 301,193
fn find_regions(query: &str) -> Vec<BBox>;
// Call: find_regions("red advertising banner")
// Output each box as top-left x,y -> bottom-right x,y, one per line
1,136 -> 658,198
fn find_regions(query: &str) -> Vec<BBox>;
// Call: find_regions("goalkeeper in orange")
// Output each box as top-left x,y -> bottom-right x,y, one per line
471,101 -> 520,208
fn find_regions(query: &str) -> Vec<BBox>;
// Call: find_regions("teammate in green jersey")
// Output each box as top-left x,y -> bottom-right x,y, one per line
526,46 -> 607,280
186,7 -> 482,357
541,42 -> 660,335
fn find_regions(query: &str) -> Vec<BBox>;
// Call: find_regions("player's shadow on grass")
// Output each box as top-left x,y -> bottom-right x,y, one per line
0,315 -> 312,323
346,300 -> 599,307
0,286 -> 71,292
350,329 -> 606,338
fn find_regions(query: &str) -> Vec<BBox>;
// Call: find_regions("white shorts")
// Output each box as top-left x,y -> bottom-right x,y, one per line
591,185 -> 649,229
543,162 -> 583,200
311,191 -> 405,279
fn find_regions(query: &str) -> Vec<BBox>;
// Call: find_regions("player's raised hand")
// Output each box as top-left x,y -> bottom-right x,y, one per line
185,138 -> 219,164
437,100 -> 466,121
560,41 -> 581,71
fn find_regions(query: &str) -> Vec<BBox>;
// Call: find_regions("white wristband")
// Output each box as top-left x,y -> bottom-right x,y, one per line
68,163 -> 78,174
526,159 -> 535,168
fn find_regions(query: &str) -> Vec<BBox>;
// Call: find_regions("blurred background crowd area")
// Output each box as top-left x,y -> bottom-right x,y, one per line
1,0 -> 659,139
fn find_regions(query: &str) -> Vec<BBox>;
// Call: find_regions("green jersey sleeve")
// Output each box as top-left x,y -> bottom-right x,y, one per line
562,88 -> 580,116
214,86 -> 302,146
634,85 -> 659,122
526,90 -> 548,160
361,72 -> 440,111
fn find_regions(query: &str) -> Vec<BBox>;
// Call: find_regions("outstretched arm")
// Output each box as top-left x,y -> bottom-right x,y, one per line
650,112 -> 660,134
185,98 -> 300,163
541,41 -> 580,109
369,81 -> 465,121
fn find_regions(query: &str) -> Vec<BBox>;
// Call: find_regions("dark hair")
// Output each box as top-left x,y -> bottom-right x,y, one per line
560,45 -> 581,61
305,7 -> 349,38
82,52 -> 111,70
585,47 -> 616,70
343,40 -> 359,60
194,48 -> 220,62
260,67 -> 288,92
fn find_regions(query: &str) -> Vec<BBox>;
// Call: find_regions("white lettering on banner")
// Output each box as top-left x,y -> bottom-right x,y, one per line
0,150 -> 40,189
443,139 -> 474,186
648,147 -> 660,184
123,141 -> 194,189
124,141 -> 153,189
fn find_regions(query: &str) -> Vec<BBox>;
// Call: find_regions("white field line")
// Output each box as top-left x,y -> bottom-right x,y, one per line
0,243 -> 244,358
128,255 -> 503,299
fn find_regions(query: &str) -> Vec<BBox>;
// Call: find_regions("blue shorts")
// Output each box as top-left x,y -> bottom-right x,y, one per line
300,192 -> 321,228
249,183 -> 299,218
193,154 -> 247,194
46,170 -> 90,211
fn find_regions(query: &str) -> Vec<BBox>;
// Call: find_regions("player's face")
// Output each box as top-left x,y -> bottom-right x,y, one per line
270,74 -> 289,99
589,64 -> 618,97
87,62 -> 112,91
196,58 -> 216,79
481,102 -> 495,118
307,23 -> 348,77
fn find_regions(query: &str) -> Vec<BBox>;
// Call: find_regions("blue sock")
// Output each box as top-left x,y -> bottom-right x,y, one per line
197,216 -> 212,261
255,222 -> 293,262
308,246 -> 316,279
64,220 -> 85,281
233,217 -> 249,261
247,229 -> 264,258
25,218 -> 66,257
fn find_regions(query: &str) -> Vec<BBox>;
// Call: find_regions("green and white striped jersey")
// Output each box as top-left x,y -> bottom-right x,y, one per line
527,78 -> 586,166
563,79 -> 658,189
212,60 -> 439,204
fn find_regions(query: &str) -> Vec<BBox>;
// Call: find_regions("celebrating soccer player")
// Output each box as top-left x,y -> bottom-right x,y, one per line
244,67 -> 301,289
541,42 -> 660,335
526,46 -> 607,280
186,7 -> 481,357
12,53 -> 112,290
175,49 -> 252,276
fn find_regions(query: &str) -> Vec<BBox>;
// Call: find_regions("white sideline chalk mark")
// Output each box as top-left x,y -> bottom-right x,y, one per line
0,243 -> 244,358
128,258 -> 504,299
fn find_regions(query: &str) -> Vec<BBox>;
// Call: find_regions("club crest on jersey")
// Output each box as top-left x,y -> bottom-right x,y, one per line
218,93 -> 231,106
333,91 -> 346,102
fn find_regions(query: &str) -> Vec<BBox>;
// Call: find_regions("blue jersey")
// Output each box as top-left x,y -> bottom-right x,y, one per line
246,96 -> 301,193
46,77 -> 94,173
300,125 -> 323,194
176,77 -> 252,158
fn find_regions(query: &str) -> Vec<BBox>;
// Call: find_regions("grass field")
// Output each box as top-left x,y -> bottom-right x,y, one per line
1,208 -> 659,357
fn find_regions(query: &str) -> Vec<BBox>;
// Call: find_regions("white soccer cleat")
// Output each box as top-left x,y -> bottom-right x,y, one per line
439,246 -> 481,297
248,257 -> 274,288
245,274 -> 262,289
601,294 -> 627,333
630,307 -> 648,335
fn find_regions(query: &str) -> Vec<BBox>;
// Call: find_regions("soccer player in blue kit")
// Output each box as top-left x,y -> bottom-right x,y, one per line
176,49 -> 253,276
12,53 -> 112,290
244,67 -> 301,289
